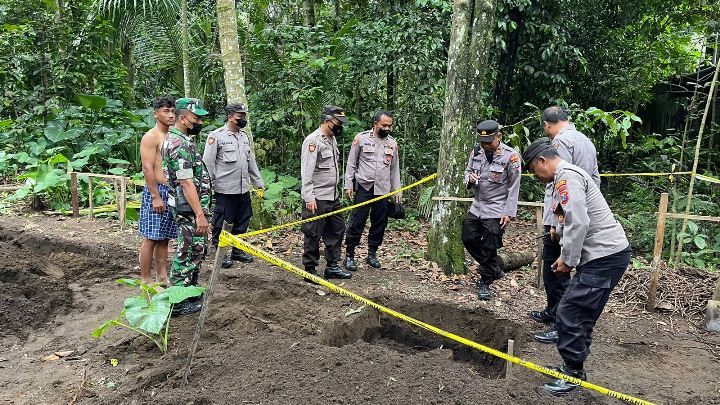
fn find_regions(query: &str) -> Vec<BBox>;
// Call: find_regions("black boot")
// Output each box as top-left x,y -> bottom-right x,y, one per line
543,364 -> 587,396
529,309 -> 555,325
171,299 -> 202,317
304,267 -> 320,284
324,263 -> 352,279
493,267 -> 506,281
533,328 -> 559,344
230,249 -> 253,263
477,281 -> 491,301
366,252 -> 381,269
344,255 -> 358,272
221,253 -> 234,269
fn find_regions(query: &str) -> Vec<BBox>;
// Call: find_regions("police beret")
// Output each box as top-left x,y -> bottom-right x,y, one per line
322,105 -> 349,123
476,120 -> 500,142
522,137 -> 554,165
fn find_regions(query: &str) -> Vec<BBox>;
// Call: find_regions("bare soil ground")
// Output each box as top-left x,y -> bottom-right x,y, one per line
0,214 -> 719,404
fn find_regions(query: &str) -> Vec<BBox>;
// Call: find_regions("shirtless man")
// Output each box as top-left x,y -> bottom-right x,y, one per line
138,95 -> 179,286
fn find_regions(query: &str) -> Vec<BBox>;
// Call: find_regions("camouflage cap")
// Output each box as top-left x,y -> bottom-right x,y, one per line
176,98 -> 209,116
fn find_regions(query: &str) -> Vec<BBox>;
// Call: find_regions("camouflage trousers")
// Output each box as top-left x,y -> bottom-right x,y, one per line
169,212 -> 209,287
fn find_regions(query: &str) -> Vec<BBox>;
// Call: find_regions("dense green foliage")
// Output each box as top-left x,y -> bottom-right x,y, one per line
0,0 -> 719,265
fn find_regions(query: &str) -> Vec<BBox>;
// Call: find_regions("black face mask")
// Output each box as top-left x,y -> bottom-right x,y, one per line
237,118 -> 248,128
378,129 -> 391,138
187,121 -> 203,136
330,123 -> 343,136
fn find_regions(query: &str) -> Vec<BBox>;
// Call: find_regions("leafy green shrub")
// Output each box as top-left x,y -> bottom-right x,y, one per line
92,279 -> 204,353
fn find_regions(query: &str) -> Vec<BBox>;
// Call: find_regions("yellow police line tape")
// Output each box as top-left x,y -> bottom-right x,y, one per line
696,173 -> 720,184
519,171 -> 694,178
219,230 -> 656,405
240,173 -> 438,238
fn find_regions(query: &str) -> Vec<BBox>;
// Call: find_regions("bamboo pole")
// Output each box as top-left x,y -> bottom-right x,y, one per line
71,172 -> 79,217
183,222 -> 232,385
118,177 -> 127,229
647,193 -> 669,311
674,60 -> 720,265
535,206 -> 544,288
88,177 -> 94,220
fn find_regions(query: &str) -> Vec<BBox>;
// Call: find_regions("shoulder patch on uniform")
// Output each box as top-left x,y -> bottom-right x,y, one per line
207,136 -> 215,145
309,143 -> 316,152
555,180 -> 567,190
560,190 -> 569,205
510,154 -> 520,163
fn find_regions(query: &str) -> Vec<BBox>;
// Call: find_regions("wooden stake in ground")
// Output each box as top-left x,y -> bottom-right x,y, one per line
647,192 -> 669,311
505,339 -> 514,379
182,222 -> 232,385
535,206 -> 543,288
706,277 -> 720,331
674,60 -> 720,265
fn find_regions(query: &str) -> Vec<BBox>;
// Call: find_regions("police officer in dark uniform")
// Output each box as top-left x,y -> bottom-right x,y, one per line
461,120 -> 521,300
523,138 -> 630,395
343,110 -> 401,271
203,103 -> 265,268
530,106 -> 601,344
300,106 -> 352,280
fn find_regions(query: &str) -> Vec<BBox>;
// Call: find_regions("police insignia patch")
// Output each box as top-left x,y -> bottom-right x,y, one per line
560,191 -> 569,204
309,144 -> 316,152
207,137 -> 215,145
510,154 -> 520,164
555,180 -> 567,190
558,214 -> 565,223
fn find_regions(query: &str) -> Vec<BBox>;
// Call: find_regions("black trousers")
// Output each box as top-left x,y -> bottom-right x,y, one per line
461,213 -> 503,284
212,192 -> 252,254
345,185 -> 389,256
301,199 -> 345,268
542,225 -> 569,319
556,246 -> 631,369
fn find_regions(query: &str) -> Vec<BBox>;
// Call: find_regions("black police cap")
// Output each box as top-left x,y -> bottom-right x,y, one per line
322,105 -> 348,123
476,120 -> 500,142
522,137 -> 554,166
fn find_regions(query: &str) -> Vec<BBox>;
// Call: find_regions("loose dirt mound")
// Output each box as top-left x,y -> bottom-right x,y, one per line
1,216 -> 719,405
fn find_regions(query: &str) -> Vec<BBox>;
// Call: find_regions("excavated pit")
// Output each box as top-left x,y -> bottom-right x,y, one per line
320,298 -> 526,378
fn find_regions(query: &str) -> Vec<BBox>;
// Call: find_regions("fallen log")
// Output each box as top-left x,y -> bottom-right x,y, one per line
497,250 -> 535,271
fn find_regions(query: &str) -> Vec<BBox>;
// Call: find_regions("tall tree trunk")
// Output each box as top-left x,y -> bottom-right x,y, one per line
674,58 -> 720,266
427,0 -> 497,275
387,66 -> 395,111
302,0 -> 316,27
122,40 -> 135,102
494,7 -> 521,122
181,0 -> 191,97
669,69 -> 703,261
217,0 -> 252,141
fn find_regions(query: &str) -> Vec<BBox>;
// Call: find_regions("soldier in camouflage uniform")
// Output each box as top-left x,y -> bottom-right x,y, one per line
162,98 -> 212,316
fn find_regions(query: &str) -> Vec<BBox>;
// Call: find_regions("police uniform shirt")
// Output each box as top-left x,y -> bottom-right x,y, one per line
202,124 -> 264,194
543,123 -> 601,226
343,130 -> 401,196
464,142 -> 522,219
552,160 -> 629,267
301,128 -> 340,202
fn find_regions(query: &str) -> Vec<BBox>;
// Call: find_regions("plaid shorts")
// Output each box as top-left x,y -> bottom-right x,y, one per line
139,184 -> 179,241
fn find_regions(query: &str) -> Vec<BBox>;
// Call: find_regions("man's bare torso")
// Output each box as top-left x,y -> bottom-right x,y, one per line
142,127 -> 168,185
